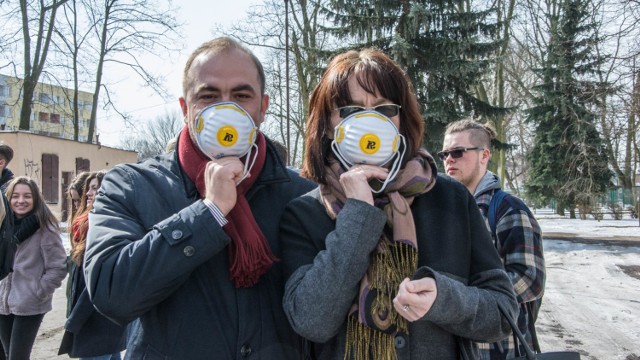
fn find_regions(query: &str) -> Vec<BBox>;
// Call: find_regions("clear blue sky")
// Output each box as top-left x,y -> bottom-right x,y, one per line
98,0 -> 257,147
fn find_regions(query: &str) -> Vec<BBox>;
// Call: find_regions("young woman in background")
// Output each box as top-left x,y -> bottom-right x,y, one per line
60,171 -> 126,360
0,177 -> 67,360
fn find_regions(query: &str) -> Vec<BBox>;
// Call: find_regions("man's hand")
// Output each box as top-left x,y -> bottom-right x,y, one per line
204,157 -> 246,215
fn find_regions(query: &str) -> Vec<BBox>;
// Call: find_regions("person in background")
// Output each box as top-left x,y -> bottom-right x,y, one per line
440,119 -> 545,358
62,171 -> 91,344
83,37 -> 315,359
281,48 -> 517,359
0,142 -> 14,360
67,172 -> 91,226
60,170 -> 126,360
0,143 -> 14,194
0,177 -> 67,360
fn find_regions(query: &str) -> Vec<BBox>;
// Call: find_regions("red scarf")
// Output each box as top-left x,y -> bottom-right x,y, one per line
178,125 -> 276,288
71,212 -> 89,266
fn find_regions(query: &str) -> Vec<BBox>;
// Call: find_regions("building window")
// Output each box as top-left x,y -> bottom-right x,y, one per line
0,85 -> 7,98
42,153 -> 59,203
39,112 -> 49,122
39,92 -> 52,104
50,113 -> 60,123
75,157 -> 90,172
0,104 -> 6,117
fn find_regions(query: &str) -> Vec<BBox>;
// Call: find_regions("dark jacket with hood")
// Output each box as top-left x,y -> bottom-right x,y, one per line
0,168 -> 14,194
84,135 -> 315,360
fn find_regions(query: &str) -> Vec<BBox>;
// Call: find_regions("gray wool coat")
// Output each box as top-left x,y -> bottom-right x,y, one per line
281,175 -> 518,360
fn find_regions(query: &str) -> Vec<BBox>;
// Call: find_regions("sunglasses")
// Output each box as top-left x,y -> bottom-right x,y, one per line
437,147 -> 484,161
336,104 -> 401,119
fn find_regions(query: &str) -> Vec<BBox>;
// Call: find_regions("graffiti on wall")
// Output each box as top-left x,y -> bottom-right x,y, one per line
24,158 -> 40,181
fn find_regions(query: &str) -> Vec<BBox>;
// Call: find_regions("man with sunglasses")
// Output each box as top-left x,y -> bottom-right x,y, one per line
441,119 -> 546,359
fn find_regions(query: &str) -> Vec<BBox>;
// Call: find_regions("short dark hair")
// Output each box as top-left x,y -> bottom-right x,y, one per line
301,48 -> 424,184
182,37 -> 266,98
0,142 -> 14,164
271,140 -> 289,166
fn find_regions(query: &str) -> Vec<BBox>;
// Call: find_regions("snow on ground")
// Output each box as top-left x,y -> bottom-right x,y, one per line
534,214 -> 640,360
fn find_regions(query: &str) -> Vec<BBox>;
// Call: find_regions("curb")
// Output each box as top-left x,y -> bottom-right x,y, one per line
544,232 -> 640,247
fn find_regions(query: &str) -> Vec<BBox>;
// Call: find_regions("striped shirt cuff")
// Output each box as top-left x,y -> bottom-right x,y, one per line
202,199 -> 228,227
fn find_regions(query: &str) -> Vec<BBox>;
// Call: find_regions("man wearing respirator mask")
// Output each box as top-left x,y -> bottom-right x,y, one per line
83,37 -> 315,359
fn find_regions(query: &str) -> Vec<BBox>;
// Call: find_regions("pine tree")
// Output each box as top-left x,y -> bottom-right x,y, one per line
322,0 -> 507,152
525,0 -> 612,216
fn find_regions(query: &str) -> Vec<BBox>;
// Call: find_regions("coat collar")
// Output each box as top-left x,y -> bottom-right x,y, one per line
170,134 -> 291,200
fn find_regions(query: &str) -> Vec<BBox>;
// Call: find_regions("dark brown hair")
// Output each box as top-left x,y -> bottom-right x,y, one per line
67,171 -> 91,224
76,170 -> 106,216
301,48 -> 425,184
0,142 -> 13,164
6,176 -> 59,232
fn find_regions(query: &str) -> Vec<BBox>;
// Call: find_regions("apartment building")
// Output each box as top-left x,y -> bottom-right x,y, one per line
0,74 -> 94,142
0,75 -> 138,222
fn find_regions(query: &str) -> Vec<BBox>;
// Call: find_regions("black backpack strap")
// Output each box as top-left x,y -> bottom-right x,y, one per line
488,189 -> 507,241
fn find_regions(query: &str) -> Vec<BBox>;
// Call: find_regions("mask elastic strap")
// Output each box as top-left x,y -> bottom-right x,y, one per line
237,143 -> 259,185
370,135 -> 405,194
331,140 -> 354,170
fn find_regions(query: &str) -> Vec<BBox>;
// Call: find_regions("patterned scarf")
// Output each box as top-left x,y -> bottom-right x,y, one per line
319,149 -> 438,360
178,125 -> 277,288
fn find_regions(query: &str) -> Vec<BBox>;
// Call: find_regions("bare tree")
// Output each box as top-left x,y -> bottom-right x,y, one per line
120,110 -> 183,161
53,0 -> 91,140
592,0 -> 640,191
81,0 -> 181,143
16,0 -> 67,130
216,0 -> 330,167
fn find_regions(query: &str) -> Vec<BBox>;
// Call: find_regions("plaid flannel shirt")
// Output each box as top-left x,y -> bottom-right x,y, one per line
474,172 -> 546,359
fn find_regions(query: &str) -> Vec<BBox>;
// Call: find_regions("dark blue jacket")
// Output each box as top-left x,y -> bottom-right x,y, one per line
84,136 -> 315,360
58,261 -> 126,357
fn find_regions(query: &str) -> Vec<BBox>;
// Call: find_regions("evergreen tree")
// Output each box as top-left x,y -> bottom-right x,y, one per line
525,0 -> 612,216
322,0 -> 507,152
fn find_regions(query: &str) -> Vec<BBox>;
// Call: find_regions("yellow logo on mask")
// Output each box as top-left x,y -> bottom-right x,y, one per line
359,133 -> 380,154
217,126 -> 239,147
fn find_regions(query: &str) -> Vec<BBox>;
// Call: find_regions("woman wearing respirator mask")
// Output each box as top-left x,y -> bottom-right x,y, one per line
280,48 -> 517,360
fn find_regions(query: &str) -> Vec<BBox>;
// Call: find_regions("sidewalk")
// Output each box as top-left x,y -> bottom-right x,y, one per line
536,214 -> 640,246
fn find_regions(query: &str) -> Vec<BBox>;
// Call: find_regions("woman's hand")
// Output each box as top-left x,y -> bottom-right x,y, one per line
393,277 -> 438,322
339,165 -> 388,205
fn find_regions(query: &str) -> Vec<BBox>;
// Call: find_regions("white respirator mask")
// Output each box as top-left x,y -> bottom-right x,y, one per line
331,110 -> 405,193
190,101 -> 259,182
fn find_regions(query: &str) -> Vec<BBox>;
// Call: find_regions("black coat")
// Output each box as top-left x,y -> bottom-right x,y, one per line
84,137 -> 316,360
59,260 -> 127,357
